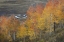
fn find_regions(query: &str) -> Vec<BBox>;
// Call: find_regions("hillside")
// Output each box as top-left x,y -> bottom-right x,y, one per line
0,0 -> 47,15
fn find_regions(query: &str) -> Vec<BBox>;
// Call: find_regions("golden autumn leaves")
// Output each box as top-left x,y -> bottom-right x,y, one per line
0,0 -> 64,42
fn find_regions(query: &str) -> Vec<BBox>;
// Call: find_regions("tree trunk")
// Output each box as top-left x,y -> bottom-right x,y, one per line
24,37 -> 25,42
13,32 -> 16,41
54,22 -> 55,32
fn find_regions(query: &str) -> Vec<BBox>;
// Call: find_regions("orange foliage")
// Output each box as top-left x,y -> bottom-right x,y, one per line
35,3 -> 44,14
0,0 -> 64,41
0,16 -> 8,35
7,15 -> 20,32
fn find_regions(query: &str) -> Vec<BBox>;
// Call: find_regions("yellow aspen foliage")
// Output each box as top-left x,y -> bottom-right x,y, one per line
37,17 -> 46,30
43,0 -> 64,23
27,28 -> 36,40
16,25 -> 27,38
25,19 -> 39,39
41,0 -> 64,32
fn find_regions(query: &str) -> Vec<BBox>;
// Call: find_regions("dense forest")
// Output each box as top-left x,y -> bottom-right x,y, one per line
0,0 -> 64,42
